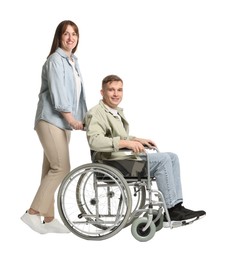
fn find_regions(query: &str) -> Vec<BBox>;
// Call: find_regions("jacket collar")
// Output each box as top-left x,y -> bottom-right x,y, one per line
99,100 -> 126,119
55,47 -> 78,61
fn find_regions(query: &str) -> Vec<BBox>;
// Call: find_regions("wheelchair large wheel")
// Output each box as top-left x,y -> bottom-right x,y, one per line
57,163 -> 132,240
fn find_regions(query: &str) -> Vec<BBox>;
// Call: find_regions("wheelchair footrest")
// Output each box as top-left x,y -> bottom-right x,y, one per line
164,215 -> 205,228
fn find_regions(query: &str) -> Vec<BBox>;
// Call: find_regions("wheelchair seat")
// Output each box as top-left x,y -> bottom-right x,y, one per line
102,159 -> 146,178
91,149 -> 149,179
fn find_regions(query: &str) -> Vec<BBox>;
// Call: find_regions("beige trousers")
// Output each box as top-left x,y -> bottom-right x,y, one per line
31,120 -> 71,217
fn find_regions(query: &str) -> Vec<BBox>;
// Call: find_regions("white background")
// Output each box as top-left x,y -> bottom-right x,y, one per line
1,0 -> 226,259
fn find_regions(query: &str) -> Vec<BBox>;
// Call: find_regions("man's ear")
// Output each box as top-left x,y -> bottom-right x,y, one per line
100,89 -> 103,97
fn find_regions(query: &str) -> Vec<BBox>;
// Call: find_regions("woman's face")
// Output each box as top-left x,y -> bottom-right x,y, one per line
61,25 -> 78,54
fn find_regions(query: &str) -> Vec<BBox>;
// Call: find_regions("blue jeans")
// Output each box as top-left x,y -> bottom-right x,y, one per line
141,152 -> 183,208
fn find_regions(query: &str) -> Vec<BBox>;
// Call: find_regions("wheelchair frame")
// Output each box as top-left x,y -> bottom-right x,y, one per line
57,148 -> 172,242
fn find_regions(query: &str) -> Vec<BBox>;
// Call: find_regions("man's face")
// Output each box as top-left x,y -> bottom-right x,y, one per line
101,81 -> 123,109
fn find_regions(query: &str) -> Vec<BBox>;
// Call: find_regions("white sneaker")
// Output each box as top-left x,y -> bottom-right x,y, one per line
21,211 -> 47,234
43,219 -> 70,233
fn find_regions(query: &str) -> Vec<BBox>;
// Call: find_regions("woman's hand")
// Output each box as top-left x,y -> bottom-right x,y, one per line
61,112 -> 84,130
70,120 -> 84,130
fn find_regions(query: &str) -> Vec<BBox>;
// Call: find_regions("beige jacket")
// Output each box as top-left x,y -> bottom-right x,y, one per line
84,100 -> 137,160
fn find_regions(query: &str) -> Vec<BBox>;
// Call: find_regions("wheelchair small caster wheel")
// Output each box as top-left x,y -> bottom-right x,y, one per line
131,217 -> 156,242
154,214 -> 163,231
143,210 -> 163,232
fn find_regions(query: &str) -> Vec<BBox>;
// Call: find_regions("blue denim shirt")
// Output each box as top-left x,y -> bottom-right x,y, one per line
34,47 -> 87,130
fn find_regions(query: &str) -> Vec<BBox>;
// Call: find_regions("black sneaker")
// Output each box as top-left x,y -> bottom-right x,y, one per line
177,203 -> 206,218
163,203 -> 206,228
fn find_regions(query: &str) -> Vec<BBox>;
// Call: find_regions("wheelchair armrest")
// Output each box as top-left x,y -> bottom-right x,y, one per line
118,146 -> 159,154
90,146 -> 159,163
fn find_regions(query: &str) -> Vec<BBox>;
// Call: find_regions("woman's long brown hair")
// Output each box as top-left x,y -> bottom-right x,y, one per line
47,20 -> 79,59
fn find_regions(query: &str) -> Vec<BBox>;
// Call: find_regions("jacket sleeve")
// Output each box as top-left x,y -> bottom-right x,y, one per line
85,113 -> 120,152
45,58 -> 72,113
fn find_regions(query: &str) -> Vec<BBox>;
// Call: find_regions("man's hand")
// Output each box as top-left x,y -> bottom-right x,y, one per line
127,140 -> 146,153
133,138 -> 157,149
119,138 -> 157,153
119,140 -> 145,153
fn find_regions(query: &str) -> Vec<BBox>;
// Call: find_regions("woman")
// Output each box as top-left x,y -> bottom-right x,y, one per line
21,20 -> 87,234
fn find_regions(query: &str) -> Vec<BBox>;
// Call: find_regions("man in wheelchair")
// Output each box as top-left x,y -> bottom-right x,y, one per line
84,74 -> 206,227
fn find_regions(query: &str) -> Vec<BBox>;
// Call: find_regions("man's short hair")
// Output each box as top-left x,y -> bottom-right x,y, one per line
102,75 -> 123,89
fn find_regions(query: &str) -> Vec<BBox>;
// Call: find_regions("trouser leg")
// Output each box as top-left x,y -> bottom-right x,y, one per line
148,152 -> 183,208
30,121 -> 71,217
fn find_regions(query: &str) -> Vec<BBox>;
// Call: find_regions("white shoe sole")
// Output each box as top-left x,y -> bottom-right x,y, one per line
43,219 -> 70,234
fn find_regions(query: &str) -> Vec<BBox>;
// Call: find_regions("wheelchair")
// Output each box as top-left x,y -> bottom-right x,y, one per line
57,147 -> 172,242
